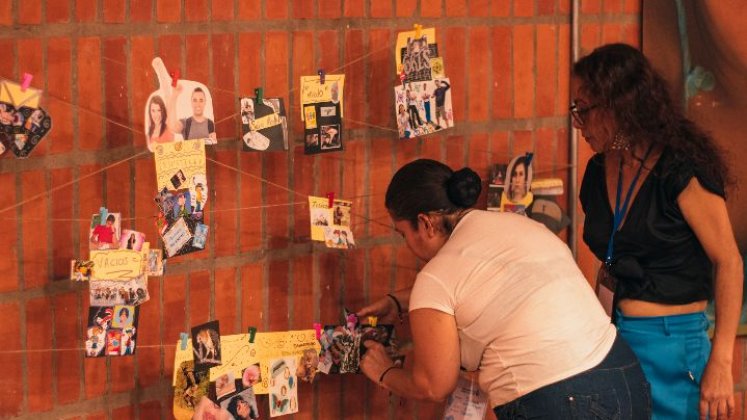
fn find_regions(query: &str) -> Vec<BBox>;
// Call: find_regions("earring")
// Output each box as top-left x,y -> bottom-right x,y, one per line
610,131 -> 631,151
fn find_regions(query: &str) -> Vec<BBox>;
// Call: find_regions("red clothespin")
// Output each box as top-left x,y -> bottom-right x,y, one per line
248,326 -> 257,344
20,73 -> 33,92
313,323 -> 321,340
318,69 -> 326,85
413,24 -> 423,39
326,192 -> 335,208
170,69 -> 180,88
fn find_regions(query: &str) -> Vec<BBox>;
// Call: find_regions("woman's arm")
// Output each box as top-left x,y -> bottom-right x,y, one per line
678,177 -> 743,420
356,288 -> 412,324
360,308 -> 461,401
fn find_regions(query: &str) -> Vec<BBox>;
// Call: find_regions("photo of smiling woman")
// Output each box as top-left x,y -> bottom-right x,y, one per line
146,94 -> 174,151
356,159 -> 650,418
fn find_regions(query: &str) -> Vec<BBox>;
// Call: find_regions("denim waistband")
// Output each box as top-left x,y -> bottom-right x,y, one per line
614,309 -> 710,335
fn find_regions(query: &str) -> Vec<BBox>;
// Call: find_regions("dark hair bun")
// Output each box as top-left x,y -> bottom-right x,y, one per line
446,167 -> 482,207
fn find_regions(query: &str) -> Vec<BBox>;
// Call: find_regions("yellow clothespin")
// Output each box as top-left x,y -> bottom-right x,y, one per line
414,24 -> 423,39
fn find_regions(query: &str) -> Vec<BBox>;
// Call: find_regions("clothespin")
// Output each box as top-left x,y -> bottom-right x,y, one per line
170,69 -> 180,88
399,70 -> 406,84
318,69 -> 326,85
414,24 -> 423,39
254,87 -> 263,104
326,192 -> 335,208
99,207 -> 108,226
524,152 -> 534,167
20,73 -> 33,92
367,316 -> 378,327
179,332 -> 189,350
313,323 -> 322,340
248,326 -> 257,344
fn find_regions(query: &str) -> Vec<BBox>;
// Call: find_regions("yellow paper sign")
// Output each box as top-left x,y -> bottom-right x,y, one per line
308,196 -> 352,242
0,79 -> 43,109
154,139 -> 206,192
300,74 -> 345,120
89,249 -> 145,280
249,112 -> 282,131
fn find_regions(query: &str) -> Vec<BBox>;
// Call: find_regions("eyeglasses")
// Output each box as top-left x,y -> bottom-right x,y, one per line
569,101 -> 599,126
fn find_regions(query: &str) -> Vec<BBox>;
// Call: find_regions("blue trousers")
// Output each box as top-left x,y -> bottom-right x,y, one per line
493,334 -> 651,419
616,310 -> 711,420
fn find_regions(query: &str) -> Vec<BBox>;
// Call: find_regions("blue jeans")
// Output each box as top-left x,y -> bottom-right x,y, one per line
493,334 -> 651,419
616,310 -> 710,420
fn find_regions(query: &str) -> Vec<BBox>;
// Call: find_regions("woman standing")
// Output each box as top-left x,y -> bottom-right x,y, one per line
574,43 -> 742,419
358,159 -> 650,418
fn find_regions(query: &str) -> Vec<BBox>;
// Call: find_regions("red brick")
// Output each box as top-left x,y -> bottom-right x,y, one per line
513,25 -> 535,118
318,29 -> 340,73
265,32 -> 289,112
139,401 -> 162,418
559,0 -> 571,13
421,133 -> 441,160
211,33 -> 236,136
85,413 -> 106,420
396,0 -> 417,17
133,158 -> 157,238
468,133 -> 491,208
291,255 -> 313,329
21,171 -> 48,288
292,149 -> 314,242
112,405 -> 134,419
344,0 -> 364,17
77,37 -> 104,151
291,31 -> 314,136
582,0 -> 601,14
212,0 -> 234,20
18,0 -> 41,24
105,162 -> 131,230
370,0 -> 392,17
77,165 -> 104,258
268,260 -> 289,331
318,374 -> 342,418
17,37 -> 43,86
136,279 -> 162,388
214,268 -> 238,332
513,130 -> 533,157
492,26 -> 512,118
130,36 -> 155,150
514,0 -> 534,16
185,0 -> 208,22
622,23 -> 640,46
157,35 -> 182,81
580,23 -> 601,55
369,138 -> 395,237
76,0 -> 97,21
624,0 -> 639,14
266,1 -> 288,19
103,0 -> 126,22
0,173 -> 19,292
446,0 -> 467,16
110,356 -> 135,393
47,38 -> 74,155
130,0 -> 153,22
189,270 -> 211,326
319,0 -> 341,18
47,0 -> 70,22
318,151 -> 340,204
50,169 -> 74,279
536,25 -> 558,117
0,303 -> 21,416
491,0 -> 510,16
538,0 -> 556,15
0,0 -> 11,25
0,39 -> 12,77
156,0 -> 181,22
345,248 -> 366,306
557,24 -> 571,115
103,37 -> 130,148
369,245 -> 393,300
238,153 -> 262,253
420,0 -> 442,17
368,29 -> 392,128
293,0 -> 315,18
490,130 -> 510,165
238,32 -> 262,96
343,29 -> 364,129
446,135 -> 466,169
185,34 -> 209,82
445,27 -> 466,123
602,23 -> 622,44
468,27 -> 490,122
26,297 -> 53,412
163,273 -> 187,380
238,0 -> 261,19
241,263 -> 263,329
535,127 -> 555,173
266,154 -> 291,249
469,0 -> 489,16
341,141 -> 366,227
341,372 -> 367,419
604,0 -> 623,13
212,150 -> 238,256
319,253 -> 342,322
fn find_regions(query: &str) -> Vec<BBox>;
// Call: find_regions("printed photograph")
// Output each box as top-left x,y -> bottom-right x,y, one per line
119,229 -> 146,251
319,124 -> 341,150
70,259 -> 94,281
146,249 -> 164,276
192,320 -> 221,372
88,212 -> 122,251
220,386 -> 259,420
394,78 -> 453,139
269,357 -> 298,417
173,360 -> 210,413
89,276 -> 150,307
192,223 -> 208,249
323,226 -> 355,250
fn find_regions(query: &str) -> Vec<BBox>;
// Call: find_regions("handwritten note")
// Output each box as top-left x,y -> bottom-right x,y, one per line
300,74 -> 345,120
89,249 -> 144,280
154,139 -> 206,192
163,217 -> 192,257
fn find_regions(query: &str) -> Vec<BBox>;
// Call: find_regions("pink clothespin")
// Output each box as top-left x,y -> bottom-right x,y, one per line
326,192 -> 335,208
318,69 -> 326,85
170,69 -> 180,88
313,323 -> 322,340
399,70 -> 406,84
20,73 -> 33,92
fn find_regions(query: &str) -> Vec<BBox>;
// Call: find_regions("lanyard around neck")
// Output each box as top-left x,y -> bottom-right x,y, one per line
605,146 -> 654,265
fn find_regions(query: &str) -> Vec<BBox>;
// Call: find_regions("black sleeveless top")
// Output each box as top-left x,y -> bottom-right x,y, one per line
579,149 -> 724,304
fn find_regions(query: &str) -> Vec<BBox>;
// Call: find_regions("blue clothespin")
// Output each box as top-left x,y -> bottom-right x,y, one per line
524,152 -> 534,168
99,207 -> 108,226
248,327 -> 257,343
318,69 -> 326,85
254,87 -> 263,105
179,332 -> 189,350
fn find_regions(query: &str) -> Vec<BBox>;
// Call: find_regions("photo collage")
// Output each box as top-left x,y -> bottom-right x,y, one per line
0,78 -> 53,158
300,73 -> 345,155
393,27 -> 454,139
308,195 -> 355,249
240,96 -> 289,152
85,305 -> 139,358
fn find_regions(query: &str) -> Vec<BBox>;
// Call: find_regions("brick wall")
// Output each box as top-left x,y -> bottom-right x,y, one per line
1,0 -> 742,419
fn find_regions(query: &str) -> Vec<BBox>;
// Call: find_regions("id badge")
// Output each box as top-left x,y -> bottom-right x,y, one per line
595,266 -> 617,317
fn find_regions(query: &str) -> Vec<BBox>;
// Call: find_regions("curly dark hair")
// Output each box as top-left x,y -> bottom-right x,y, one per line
573,43 -> 730,193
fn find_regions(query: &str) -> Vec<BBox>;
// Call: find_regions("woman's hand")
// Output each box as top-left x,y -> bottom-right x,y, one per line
360,340 -> 396,385
699,357 -> 735,420
356,295 -> 399,324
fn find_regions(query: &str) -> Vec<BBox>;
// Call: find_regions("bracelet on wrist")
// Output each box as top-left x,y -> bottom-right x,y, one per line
379,365 -> 401,385
386,293 -> 405,324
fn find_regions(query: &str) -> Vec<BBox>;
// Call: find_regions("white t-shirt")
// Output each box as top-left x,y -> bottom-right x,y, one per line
409,210 -> 616,406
